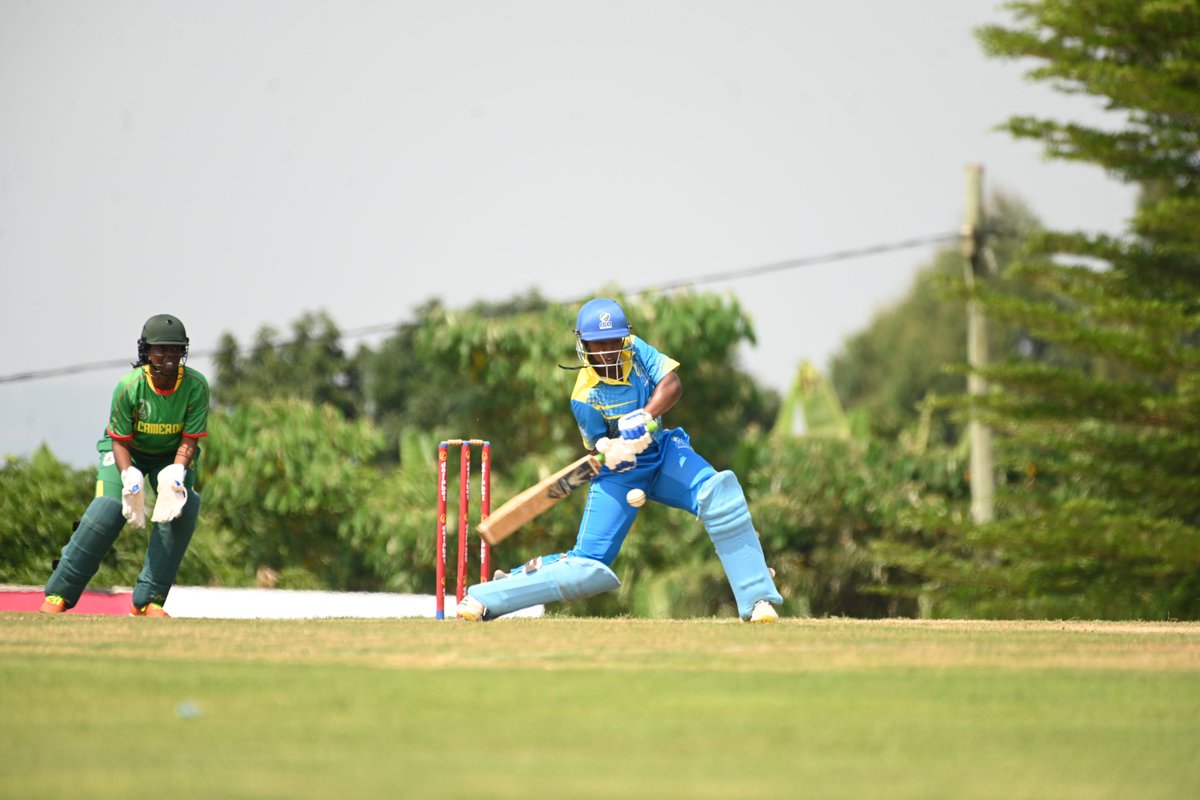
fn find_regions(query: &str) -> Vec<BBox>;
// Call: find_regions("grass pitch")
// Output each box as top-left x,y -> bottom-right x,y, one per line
2,615 -> 1198,799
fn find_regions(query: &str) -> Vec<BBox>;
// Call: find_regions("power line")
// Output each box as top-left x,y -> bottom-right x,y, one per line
0,357 -> 137,385
627,231 -> 960,295
0,231 -> 961,385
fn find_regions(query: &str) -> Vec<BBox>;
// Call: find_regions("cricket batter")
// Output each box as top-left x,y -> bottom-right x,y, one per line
40,314 -> 209,617
457,298 -> 782,622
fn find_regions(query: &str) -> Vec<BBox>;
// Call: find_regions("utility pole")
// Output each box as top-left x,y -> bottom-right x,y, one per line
962,164 -> 994,524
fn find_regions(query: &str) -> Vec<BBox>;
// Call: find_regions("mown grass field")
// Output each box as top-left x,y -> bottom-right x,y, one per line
2,614 -> 1198,799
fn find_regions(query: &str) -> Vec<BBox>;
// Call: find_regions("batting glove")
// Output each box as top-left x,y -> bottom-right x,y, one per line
151,463 -> 188,523
596,437 -> 637,473
617,409 -> 654,454
120,467 -> 146,528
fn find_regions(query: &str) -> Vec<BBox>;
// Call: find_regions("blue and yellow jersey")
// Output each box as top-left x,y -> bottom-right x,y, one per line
570,336 -> 678,451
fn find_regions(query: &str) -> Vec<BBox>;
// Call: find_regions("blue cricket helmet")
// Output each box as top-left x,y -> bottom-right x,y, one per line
575,298 -> 632,341
574,298 -> 635,382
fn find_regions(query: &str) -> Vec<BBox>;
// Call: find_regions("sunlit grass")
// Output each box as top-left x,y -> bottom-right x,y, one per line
2,615 -> 1198,799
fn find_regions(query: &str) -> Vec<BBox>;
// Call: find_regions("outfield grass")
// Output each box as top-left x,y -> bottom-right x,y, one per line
1,615 -> 1198,799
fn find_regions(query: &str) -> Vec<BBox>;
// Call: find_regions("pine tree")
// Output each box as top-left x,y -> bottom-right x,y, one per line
880,1 -> 1200,619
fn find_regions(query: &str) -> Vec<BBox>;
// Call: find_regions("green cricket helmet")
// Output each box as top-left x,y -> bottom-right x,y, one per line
137,314 -> 189,365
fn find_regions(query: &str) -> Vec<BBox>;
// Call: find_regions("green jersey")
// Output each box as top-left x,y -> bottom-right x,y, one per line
107,365 -> 210,455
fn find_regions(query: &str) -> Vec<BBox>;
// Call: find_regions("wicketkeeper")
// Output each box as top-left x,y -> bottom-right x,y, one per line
457,297 -> 782,622
40,314 -> 210,617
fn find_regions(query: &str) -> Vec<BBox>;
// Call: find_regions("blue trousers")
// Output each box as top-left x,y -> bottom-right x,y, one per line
568,427 -> 715,566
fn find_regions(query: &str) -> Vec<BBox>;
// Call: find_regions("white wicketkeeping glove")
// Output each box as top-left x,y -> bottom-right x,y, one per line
120,467 -> 146,528
596,437 -> 637,473
617,409 -> 654,454
151,463 -> 188,523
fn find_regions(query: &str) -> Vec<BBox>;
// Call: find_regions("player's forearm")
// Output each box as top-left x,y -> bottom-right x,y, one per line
644,372 -> 682,418
174,437 -> 198,467
111,438 -> 133,473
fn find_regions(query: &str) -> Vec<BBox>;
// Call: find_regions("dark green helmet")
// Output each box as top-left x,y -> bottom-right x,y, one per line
136,314 -> 190,367
140,314 -> 189,346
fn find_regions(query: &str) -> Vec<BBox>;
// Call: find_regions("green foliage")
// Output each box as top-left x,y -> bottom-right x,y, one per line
629,292 -> 779,469
370,292 -> 579,465
748,434 -> 969,618
771,361 -> 853,440
0,448 -> 93,584
877,499 -> 1200,620
363,291 -> 775,471
830,193 -> 1043,444
213,310 -> 364,419
831,250 -> 969,443
201,398 -> 387,588
0,446 -> 256,590
978,2 -> 1200,192
874,0 -> 1200,619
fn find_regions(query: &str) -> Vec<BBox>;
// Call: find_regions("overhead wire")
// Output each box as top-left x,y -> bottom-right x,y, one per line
0,230 -> 962,385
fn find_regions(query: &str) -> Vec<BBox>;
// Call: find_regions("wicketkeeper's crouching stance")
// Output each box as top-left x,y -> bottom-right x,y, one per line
457,298 -> 782,623
41,314 -> 210,617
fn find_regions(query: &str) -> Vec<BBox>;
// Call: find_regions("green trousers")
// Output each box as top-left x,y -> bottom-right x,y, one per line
45,440 -> 201,609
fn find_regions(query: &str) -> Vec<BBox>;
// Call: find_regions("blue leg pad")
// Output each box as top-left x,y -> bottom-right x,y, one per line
467,555 -> 620,619
697,471 -> 782,619
45,496 -> 125,606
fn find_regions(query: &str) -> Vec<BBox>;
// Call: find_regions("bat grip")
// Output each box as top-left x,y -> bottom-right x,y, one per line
596,420 -> 659,465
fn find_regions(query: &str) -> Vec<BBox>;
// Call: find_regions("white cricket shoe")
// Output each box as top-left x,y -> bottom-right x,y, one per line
748,600 -> 779,624
455,595 -> 486,621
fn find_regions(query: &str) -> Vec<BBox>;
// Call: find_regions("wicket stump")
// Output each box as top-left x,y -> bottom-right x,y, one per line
435,439 -> 492,619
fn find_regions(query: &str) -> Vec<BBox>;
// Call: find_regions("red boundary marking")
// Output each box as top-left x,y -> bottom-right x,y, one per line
0,588 -> 134,615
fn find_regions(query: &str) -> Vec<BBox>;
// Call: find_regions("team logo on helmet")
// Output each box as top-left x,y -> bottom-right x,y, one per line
598,312 -> 613,330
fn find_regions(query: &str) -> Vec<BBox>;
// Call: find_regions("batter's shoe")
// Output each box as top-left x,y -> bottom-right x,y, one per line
748,600 -> 779,624
131,602 -> 171,618
455,596 -> 486,621
40,595 -> 67,614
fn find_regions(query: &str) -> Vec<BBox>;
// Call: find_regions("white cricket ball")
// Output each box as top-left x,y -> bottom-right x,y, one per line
626,488 -> 646,507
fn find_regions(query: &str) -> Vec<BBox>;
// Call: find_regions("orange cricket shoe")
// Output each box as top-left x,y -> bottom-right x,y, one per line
130,602 -> 171,617
40,595 -> 67,614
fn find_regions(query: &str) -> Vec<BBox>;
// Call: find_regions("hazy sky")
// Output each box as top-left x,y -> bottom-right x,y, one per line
1,1 -> 1137,467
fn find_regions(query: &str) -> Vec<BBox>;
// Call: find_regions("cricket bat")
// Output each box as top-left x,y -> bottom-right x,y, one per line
477,422 -> 658,546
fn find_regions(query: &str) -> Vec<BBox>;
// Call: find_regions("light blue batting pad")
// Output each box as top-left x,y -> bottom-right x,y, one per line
466,555 -> 620,619
696,470 -> 783,618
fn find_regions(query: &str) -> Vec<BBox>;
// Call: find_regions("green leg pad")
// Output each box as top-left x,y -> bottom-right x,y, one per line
133,490 -> 201,609
45,496 -> 125,606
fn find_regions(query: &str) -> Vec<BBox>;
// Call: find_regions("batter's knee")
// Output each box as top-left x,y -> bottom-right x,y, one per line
555,556 -> 621,600
466,555 -> 621,619
697,471 -> 752,537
